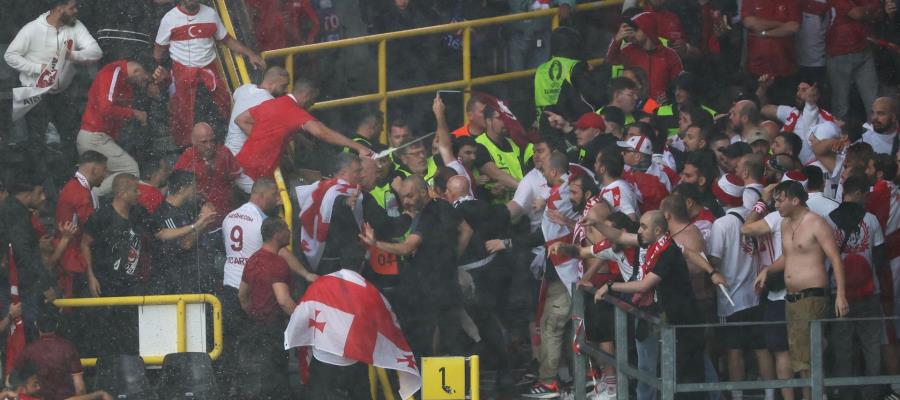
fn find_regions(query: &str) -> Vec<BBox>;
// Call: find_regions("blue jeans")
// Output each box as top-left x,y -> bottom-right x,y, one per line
826,49 -> 879,120
636,322 -> 659,400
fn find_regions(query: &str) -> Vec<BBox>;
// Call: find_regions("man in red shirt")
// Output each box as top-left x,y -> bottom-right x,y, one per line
607,11 -> 683,102
238,217 -> 295,398
825,0 -> 886,120
175,123 -> 245,227
13,311 -> 87,400
137,158 -> 171,215
55,151 -> 107,298
644,0 -> 690,56
234,78 -> 373,181
76,58 -> 160,196
741,0 -> 801,105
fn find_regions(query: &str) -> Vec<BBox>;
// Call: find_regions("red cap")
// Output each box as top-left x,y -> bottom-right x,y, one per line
629,12 -> 659,43
712,173 -> 745,207
575,112 -> 606,130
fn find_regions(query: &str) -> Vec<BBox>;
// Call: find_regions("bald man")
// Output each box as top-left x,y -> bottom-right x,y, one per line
226,66 -> 290,156
174,123 -> 247,227
862,97 -> 899,155
729,100 -> 767,144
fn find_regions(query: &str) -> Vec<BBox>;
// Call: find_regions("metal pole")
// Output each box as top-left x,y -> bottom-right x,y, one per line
462,27 -> 472,124
615,305 -> 631,400
811,320 -> 825,400
176,299 -> 186,353
572,285 -> 587,400
285,56 -> 295,92
470,355 -> 480,400
378,40 -> 388,144
660,326 -> 677,400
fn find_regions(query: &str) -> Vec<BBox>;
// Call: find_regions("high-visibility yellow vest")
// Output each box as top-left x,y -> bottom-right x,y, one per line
534,56 -> 579,108
655,104 -> 717,138
476,134 -> 523,204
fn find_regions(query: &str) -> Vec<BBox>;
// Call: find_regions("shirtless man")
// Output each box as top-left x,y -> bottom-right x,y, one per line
754,180 -> 848,400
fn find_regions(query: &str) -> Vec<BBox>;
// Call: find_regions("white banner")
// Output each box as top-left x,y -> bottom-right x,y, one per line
11,46 -> 69,121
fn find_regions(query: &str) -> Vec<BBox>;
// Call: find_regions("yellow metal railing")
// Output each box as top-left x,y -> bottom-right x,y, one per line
53,294 -> 223,367
253,1 -> 621,140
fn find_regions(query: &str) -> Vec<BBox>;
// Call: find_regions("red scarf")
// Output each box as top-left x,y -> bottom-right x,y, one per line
633,234 -> 672,307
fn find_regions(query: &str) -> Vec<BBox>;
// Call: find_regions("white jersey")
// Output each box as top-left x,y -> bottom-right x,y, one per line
776,103 -> 833,164
600,179 -> 639,217
155,4 -> 227,67
707,206 -> 759,317
761,211 -> 785,301
743,183 -> 764,210
226,84 -> 273,156
807,160 -> 841,200
513,168 -> 551,232
861,123 -> 898,155
222,202 -> 267,288
826,212 -> 885,294
807,192 -> 839,218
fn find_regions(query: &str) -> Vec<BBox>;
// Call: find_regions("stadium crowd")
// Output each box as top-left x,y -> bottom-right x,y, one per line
1,0 -> 900,399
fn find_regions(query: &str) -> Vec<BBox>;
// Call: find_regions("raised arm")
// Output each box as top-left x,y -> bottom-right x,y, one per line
433,95 -> 456,166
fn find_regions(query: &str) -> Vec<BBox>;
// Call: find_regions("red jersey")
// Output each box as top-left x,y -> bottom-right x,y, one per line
55,175 -> 95,273
175,145 -> 243,225
606,41 -> 683,99
14,334 -> 82,400
138,183 -> 165,214
236,95 -> 317,180
80,60 -> 136,139
826,0 -> 878,57
242,248 -> 292,324
645,6 -> 686,45
742,0 -> 801,77
623,170 -> 669,213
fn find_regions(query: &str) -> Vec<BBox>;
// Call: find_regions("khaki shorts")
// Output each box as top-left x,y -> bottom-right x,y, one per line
785,295 -> 829,372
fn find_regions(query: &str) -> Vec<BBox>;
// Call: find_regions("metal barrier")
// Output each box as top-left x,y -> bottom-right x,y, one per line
53,294 -> 223,367
571,284 -> 900,400
256,1 -> 621,141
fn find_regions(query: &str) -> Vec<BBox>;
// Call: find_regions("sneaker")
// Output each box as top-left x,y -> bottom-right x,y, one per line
883,391 -> 900,400
522,381 -> 561,398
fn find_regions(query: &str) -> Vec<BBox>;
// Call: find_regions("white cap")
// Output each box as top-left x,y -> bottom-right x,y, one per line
811,122 -> 840,141
625,135 -> 653,155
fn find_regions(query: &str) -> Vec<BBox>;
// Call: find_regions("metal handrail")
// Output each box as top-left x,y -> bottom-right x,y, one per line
255,0 -> 622,142
53,294 -> 223,367
571,284 -> 900,400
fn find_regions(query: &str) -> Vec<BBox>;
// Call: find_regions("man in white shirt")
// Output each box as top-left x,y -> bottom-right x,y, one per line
737,153 -> 765,210
154,0 -> 265,148
4,0 -> 101,177
862,97 -> 899,155
596,148 -> 639,221
225,66 -> 289,156
807,121 -> 843,199
707,173 -> 776,400
761,81 -> 835,164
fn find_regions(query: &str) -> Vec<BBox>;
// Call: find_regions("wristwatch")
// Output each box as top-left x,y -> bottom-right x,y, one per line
761,30 -> 768,36
606,281 -> 614,292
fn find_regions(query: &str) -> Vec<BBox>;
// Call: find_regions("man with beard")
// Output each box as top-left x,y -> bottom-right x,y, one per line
728,100 -> 769,145
862,97 -> 899,155
359,176 -> 471,357
761,81 -> 835,164
76,57 -> 160,196
570,209 -> 707,400
175,123 -> 247,225
474,106 -> 525,205
4,0 -> 102,179
596,148 -> 640,221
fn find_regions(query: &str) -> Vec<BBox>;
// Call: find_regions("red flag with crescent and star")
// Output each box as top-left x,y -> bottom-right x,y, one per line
5,244 -> 25,373
285,269 -> 421,399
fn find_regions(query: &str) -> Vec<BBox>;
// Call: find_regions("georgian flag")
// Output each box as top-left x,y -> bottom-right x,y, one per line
285,269 -> 421,399
542,174 -> 583,296
296,178 -> 363,271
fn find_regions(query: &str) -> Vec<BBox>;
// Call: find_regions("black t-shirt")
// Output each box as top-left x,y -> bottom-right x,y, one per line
85,205 -> 155,296
151,201 -> 198,294
650,244 -> 702,325
408,199 -> 462,305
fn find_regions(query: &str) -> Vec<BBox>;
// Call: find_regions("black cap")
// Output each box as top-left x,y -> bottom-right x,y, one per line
722,141 -> 752,159
601,106 -> 626,127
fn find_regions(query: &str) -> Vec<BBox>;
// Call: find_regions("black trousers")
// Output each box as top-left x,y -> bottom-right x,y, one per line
24,90 -> 80,183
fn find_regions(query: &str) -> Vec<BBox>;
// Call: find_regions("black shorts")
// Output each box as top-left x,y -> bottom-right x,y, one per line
721,306 -> 766,350
763,299 -> 789,353
585,292 -> 615,343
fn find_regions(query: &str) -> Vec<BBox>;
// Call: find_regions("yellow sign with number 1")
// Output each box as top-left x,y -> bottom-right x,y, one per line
422,357 -> 466,399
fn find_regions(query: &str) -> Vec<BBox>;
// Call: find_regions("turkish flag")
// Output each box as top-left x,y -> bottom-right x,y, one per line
6,244 -> 26,372
285,269 -> 421,399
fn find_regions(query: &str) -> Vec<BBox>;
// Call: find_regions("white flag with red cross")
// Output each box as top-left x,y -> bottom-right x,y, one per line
285,269 -> 421,399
